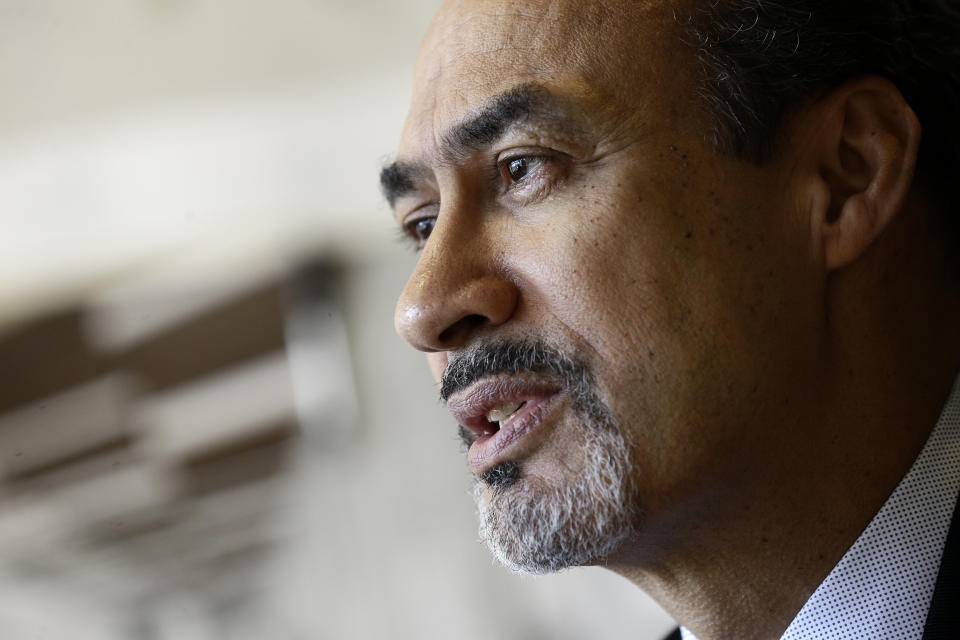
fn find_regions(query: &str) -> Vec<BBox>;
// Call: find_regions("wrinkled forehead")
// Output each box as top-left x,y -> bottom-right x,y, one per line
399,0 -> 682,158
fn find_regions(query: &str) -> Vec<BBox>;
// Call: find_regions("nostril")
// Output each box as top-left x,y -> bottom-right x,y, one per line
397,275 -> 519,352
438,313 -> 487,345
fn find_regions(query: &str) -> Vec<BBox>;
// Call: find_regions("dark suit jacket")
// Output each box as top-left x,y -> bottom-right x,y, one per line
662,492 -> 959,640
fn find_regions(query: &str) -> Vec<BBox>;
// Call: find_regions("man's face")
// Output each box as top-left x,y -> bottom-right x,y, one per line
388,0 -> 821,569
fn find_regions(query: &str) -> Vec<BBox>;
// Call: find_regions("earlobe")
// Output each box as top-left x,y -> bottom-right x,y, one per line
804,77 -> 922,270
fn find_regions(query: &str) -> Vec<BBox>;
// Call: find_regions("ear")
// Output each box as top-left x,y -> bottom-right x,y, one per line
797,76 -> 922,270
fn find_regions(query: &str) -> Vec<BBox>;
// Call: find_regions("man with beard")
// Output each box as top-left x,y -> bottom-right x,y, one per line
380,1 -> 960,638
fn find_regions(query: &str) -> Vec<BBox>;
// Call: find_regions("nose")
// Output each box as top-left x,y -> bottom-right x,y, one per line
394,218 -> 519,352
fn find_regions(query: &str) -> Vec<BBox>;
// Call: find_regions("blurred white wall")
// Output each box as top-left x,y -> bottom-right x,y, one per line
0,0 -> 438,329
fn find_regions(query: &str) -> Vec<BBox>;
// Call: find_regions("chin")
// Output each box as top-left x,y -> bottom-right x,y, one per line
473,422 -> 640,574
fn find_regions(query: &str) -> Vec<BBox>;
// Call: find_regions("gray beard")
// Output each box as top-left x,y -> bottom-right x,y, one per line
442,337 -> 639,574
473,419 -> 637,574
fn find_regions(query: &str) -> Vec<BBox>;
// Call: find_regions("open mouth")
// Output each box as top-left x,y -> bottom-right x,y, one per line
446,379 -> 565,474
481,400 -> 528,435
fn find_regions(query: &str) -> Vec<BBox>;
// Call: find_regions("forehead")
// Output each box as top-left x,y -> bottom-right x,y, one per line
399,0 -> 689,160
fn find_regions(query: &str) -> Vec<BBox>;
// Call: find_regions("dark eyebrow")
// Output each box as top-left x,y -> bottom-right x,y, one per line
379,161 -> 419,208
444,82 -> 549,157
380,82 -> 577,209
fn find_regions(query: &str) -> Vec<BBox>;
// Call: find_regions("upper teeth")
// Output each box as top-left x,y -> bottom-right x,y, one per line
486,401 -> 526,426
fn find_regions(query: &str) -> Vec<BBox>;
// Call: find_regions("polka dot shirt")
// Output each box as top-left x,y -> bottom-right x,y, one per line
681,375 -> 960,640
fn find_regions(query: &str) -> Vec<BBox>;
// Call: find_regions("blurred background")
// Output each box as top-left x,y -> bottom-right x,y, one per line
0,1 -> 675,638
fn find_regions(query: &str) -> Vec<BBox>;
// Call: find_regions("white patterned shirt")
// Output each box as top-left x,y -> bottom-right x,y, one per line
681,375 -> 960,640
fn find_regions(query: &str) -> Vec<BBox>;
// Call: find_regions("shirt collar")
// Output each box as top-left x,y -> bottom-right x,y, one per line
682,374 -> 960,640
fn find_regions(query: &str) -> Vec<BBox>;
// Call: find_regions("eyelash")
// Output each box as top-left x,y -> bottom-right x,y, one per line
395,224 -> 421,251
497,154 -> 550,191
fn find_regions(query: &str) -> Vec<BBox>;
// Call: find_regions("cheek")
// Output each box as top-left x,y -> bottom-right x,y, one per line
506,175 -> 746,405
519,192 -> 689,360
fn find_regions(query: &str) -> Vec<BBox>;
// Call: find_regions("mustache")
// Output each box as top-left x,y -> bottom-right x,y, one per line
439,339 -> 588,403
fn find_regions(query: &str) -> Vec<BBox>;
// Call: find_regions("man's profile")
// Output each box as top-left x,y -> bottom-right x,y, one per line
381,1 -> 960,638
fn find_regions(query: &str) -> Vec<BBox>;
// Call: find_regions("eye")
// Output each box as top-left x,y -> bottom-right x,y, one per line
411,217 -> 436,242
503,155 -> 546,185
398,214 -> 436,250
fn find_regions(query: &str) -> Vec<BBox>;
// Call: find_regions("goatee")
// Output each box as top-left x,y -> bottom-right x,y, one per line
442,339 -> 640,573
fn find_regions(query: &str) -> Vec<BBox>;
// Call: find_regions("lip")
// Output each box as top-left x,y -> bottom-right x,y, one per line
446,377 -> 565,474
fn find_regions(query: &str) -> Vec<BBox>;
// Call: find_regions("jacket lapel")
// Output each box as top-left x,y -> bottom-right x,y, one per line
922,489 -> 960,640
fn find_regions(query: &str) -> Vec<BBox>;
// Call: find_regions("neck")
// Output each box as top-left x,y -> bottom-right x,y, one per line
608,198 -> 960,640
